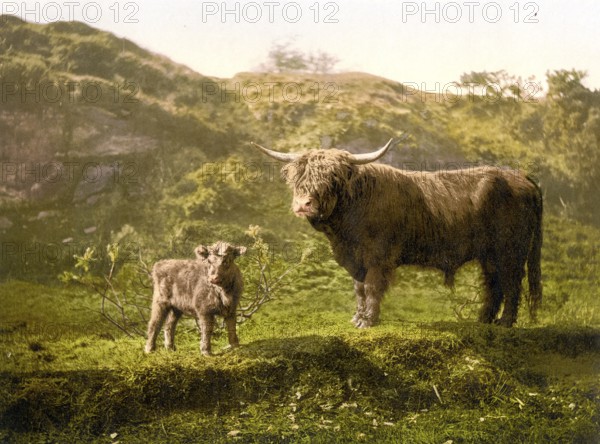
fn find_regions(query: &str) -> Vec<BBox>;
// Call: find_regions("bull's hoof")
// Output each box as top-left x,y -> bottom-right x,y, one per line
354,318 -> 376,329
144,345 -> 155,354
494,318 -> 515,328
351,314 -> 369,327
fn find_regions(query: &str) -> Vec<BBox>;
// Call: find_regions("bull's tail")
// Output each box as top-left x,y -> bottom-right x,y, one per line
526,177 -> 543,321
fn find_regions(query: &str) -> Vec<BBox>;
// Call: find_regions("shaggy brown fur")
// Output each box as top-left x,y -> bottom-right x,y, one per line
279,149 -> 543,328
144,242 -> 246,355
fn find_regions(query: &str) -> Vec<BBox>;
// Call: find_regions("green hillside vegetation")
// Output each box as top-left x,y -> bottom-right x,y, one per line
0,17 -> 598,442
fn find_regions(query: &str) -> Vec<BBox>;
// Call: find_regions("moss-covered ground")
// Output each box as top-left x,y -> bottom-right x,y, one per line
1,214 -> 599,443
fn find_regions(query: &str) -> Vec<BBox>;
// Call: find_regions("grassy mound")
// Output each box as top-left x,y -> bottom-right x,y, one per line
1,317 -> 598,442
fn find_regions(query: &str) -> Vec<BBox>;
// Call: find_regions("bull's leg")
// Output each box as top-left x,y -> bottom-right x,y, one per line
144,302 -> 169,353
163,308 -> 182,351
224,314 -> 239,349
352,280 -> 366,326
197,314 -> 215,356
479,260 -> 504,324
494,233 -> 529,327
496,265 -> 526,327
355,268 -> 391,329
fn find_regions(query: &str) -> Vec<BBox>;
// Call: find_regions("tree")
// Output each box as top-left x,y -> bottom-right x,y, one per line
543,70 -> 600,220
260,41 -> 339,74
265,41 -> 308,73
306,50 -> 339,75
460,70 -> 540,103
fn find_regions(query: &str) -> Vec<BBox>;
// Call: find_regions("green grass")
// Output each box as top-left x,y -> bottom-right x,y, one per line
1,214 -> 599,442
1,317 -> 598,442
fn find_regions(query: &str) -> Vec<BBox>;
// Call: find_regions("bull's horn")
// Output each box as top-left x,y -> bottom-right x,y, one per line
250,141 -> 300,162
348,138 -> 397,165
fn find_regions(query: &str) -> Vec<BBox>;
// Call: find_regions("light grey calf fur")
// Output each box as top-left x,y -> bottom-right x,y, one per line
144,241 -> 247,356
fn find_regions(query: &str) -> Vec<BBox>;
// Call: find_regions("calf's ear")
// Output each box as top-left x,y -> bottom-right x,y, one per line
195,245 -> 210,259
235,246 -> 247,257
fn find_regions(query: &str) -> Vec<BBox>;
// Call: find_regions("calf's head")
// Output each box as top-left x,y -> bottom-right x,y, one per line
251,139 -> 396,220
195,242 -> 247,286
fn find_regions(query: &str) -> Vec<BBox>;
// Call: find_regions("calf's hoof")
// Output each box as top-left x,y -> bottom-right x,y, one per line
144,345 -> 154,354
351,313 -> 363,325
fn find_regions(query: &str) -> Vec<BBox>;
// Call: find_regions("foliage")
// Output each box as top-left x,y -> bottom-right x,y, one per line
171,156 -> 270,218
259,40 -> 339,74
59,243 -> 151,337
450,69 -> 600,222
237,225 -> 312,322
460,69 -> 539,102
542,70 -> 600,219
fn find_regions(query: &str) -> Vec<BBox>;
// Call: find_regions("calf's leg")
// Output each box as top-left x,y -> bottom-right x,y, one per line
224,314 -> 239,349
145,302 -> 169,353
163,308 -> 182,351
197,314 -> 215,356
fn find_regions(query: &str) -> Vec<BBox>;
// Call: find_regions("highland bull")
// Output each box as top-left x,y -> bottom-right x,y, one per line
251,138 -> 542,328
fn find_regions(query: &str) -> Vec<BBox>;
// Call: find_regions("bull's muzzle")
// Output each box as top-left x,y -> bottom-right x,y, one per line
292,196 -> 315,217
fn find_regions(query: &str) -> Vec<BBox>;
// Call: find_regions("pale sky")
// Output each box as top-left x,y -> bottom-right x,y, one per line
10,0 -> 600,91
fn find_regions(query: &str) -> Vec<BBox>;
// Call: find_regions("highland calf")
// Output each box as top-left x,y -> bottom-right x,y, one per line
252,138 -> 543,328
144,242 -> 247,356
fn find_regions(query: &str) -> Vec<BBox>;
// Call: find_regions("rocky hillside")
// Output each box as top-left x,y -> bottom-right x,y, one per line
0,15 -> 233,201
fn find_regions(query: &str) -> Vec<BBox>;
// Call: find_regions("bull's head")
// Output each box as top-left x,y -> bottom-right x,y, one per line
195,242 -> 247,286
251,138 -> 396,219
